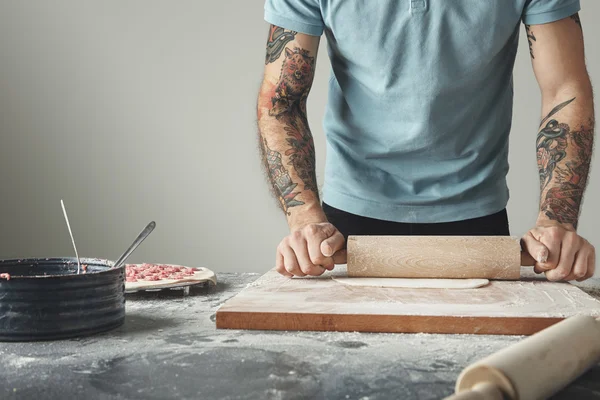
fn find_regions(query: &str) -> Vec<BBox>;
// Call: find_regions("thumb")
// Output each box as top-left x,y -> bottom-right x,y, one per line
520,233 -> 549,266
520,250 -> 536,267
321,230 -> 345,258
332,249 -> 347,265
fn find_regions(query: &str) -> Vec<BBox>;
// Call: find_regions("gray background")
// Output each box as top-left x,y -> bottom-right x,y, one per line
0,1 -> 597,275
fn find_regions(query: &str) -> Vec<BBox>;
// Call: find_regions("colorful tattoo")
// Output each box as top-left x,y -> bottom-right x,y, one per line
270,48 -> 315,117
283,117 -> 318,193
259,43 -> 319,213
265,26 -> 297,65
261,137 -> 304,213
537,119 -> 569,190
269,46 -> 319,196
536,99 -> 594,228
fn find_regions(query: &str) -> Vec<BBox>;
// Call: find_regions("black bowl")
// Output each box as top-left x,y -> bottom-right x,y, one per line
0,257 -> 125,341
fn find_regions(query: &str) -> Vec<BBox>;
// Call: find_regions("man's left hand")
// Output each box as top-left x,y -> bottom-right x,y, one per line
521,222 -> 596,281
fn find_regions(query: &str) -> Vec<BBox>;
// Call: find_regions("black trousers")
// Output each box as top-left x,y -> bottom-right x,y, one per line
323,203 -> 510,239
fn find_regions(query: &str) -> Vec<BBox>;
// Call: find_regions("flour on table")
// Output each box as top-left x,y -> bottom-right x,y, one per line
332,277 -> 490,289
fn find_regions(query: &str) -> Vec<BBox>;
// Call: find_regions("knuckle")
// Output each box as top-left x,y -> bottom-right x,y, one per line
280,236 -> 291,247
276,266 -> 288,276
574,270 -> 586,279
554,270 -> 570,280
311,254 -> 327,265
586,270 -> 595,279
568,233 -> 582,246
564,233 -> 576,244
546,226 -> 563,240
299,263 -> 312,273
546,272 -> 562,282
291,230 -> 304,241
322,223 -> 335,235
304,224 -> 319,236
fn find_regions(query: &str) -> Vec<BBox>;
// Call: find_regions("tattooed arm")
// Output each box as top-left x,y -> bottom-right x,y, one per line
521,14 -> 596,281
258,26 -> 346,277
258,27 -> 322,226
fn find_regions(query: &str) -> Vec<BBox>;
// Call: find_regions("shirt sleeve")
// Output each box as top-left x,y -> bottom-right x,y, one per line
522,0 -> 580,25
264,0 -> 324,36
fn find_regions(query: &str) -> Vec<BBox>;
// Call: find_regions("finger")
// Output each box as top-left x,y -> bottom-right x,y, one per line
520,234 -> 549,266
579,246 -> 595,281
535,227 -> 563,270
545,234 -> 577,281
275,250 -> 293,277
321,231 -> 346,257
290,238 -> 325,276
521,250 -> 536,268
332,249 -> 347,265
304,226 -> 334,270
533,264 -> 546,274
318,222 -> 337,238
566,250 -> 588,282
280,244 -> 305,277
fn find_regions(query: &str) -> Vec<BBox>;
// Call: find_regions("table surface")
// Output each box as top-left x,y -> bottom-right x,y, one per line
1,273 -> 600,400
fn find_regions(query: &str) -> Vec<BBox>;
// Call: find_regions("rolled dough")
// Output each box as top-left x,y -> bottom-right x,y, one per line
332,277 -> 490,289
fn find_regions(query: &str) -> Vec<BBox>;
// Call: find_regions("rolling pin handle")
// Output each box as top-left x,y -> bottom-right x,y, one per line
443,382 -> 506,400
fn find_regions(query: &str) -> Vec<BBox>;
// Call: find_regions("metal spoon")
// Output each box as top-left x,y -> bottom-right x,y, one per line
112,221 -> 156,269
60,199 -> 81,274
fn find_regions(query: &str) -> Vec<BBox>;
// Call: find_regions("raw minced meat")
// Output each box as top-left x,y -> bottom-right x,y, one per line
125,263 -> 198,283
0,273 -> 10,280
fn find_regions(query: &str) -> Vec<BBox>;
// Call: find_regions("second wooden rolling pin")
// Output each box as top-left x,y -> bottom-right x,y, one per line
445,314 -> 600,400
346,236 -> 521,280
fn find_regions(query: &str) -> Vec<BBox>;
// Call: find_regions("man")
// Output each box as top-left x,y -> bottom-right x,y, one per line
257,1 -> 595,281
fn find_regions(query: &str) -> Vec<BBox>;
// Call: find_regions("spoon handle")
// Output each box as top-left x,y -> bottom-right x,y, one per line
60,199 -> 81,274
113,221 -> 156,269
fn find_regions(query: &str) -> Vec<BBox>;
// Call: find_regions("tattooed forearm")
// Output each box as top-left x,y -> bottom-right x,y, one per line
537,119 -> 569,190
258,43 -> 320,215
265,26 -> 297,64
536,98 -> 594,228
259,137 -> 304,213
570,13 -> 582,29
283,119 -> 318,193
525,25 -> 536,59
269,47 -> 319,195
539,97 -> 575,128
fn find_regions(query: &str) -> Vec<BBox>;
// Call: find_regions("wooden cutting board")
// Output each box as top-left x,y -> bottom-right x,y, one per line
216,267 -> 600,335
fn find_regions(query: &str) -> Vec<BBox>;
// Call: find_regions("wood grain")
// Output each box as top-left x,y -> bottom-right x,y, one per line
216,268 -> 600,335
347,236 -> 521,279
455,315 -> 600,400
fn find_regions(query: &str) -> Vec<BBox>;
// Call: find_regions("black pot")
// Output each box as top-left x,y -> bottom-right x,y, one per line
0,257 -> 125,341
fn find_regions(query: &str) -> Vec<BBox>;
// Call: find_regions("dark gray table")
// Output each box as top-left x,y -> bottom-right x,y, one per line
1,273 -> 599,400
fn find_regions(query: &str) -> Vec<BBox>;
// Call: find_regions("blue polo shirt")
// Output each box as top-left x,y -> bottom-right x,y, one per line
264,0 -> 581,223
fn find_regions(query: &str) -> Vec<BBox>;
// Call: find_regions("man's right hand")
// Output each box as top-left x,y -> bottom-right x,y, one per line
276,222 -> 347,277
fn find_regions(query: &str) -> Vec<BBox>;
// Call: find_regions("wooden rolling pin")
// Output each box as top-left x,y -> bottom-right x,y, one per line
346,236 -> 521,280
444,314 -> 600,400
